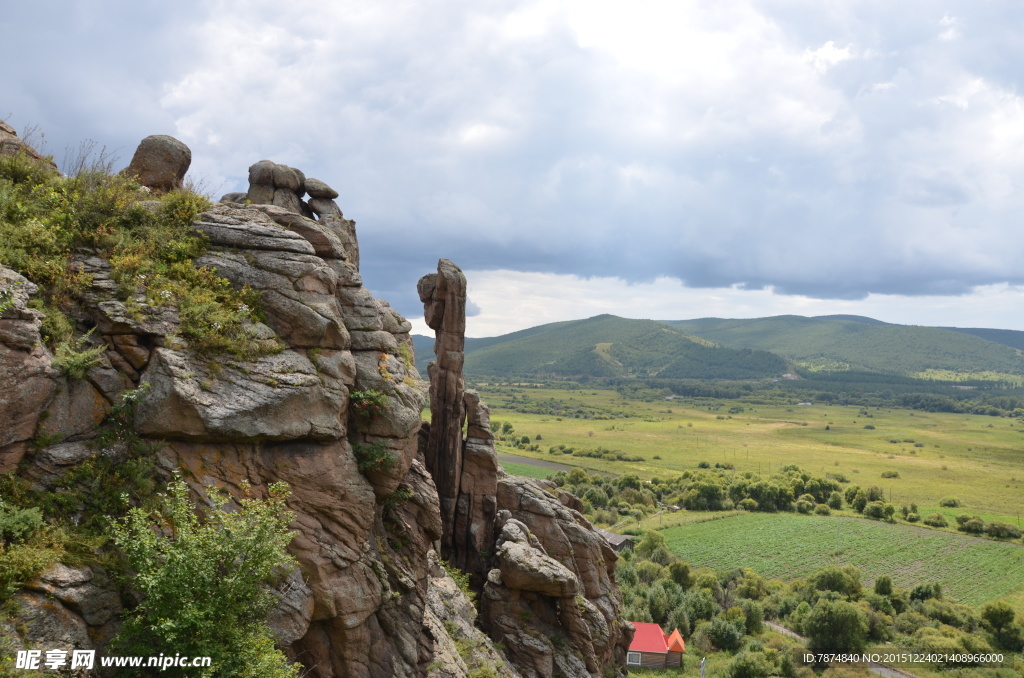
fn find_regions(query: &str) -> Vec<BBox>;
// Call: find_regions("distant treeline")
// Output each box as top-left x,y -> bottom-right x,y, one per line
607,372 -> 1024,417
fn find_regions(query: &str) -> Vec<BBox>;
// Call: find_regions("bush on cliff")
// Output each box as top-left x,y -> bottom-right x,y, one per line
111,476 -> 300,677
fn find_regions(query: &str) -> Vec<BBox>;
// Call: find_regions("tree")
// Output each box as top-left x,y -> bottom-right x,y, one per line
111,476 -> 299,677
982,600 -> 1016,633
805,599 -> 869,655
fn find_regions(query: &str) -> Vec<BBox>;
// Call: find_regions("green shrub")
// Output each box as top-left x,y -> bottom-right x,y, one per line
985,521 -> 1021,539
939,497 -> 961,507
351,441 -> 395,474
0,509 -> 64,603
53,328 -> 107,379
923,513 -> 948,528
110,476 -> 299,677
957,516 -> 986,534
0,500 -> 43,545
349,389 -> 390,421
706,615 -> 744,651
805,599 -> 868,655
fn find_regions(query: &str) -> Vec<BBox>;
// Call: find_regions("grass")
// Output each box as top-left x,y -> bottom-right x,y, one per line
659,512 -> 1024,608
479,385 -> 1024,522
0,150 -> 279,361
500,462 -> 558,480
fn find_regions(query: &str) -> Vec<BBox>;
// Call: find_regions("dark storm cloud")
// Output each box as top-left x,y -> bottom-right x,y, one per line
4,1 -> 1024,323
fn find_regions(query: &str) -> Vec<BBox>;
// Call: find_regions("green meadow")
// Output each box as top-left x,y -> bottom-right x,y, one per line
478,385 -> 1024,522
478,384 -> 1024,615
660,512 -> 1024,607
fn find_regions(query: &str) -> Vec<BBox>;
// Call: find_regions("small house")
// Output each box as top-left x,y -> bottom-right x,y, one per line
626,622 -> 685,669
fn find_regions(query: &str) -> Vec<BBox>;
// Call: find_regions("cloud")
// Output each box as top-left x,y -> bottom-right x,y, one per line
403,271 -> 1024,338
4,1 -> 1024,333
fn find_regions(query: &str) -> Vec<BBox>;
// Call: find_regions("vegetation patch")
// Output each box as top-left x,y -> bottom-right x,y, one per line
0,150 -> 278,361
659,512 -> 1024,607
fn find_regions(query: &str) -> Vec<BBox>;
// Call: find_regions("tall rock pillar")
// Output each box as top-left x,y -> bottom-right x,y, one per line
418,259 -> 467,557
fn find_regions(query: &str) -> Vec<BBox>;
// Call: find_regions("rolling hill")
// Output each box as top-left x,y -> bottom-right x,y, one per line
413,314 -> 1024,382
663,315 -> 1024,377
414,315 -> 788,380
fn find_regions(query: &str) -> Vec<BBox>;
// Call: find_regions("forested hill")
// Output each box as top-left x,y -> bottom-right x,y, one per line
663,315 -> 1024,377
413,314 -> 1024,382
415,314 -> 787,379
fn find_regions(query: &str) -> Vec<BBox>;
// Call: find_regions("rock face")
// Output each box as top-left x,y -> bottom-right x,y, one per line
419,259 -> 631,677
0,120 -> 58,170
121,134 -> 192,193
2,131 -> 628,678
236,160 -> 361,269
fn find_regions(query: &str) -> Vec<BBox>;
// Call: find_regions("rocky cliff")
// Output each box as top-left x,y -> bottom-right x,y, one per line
0,130 -> 630,677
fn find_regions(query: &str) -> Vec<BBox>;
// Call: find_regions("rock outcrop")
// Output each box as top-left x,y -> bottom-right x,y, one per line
121,134 -> 192,193
223,159 -> 361,270
418,259 -> 631,677
0,120 -> 58,170
2,132 -> 629,678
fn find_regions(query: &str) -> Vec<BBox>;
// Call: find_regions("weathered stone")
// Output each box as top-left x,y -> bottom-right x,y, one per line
29,564 -> 122,627
10,591 -> 93,651
249,159 -> 276,186
305,178 -> 340,200
22,441 -> 93,488
194,218 -> 316,255
247,183 -> 275,204
424,552 -> 523,678
220,191 -> 248,204
269,567 -> 315,646
497,540 -> 579,598
251,204 -> 347,259
0,121 -> 58,170
121,135 -> 191,193
273,187 -> 303,214
0,266 -> 58,471
419,259 -> 468,560
272,165 -> 301,191
349,330 -> 399,352
135,347 -> 348,442
196,249 -> 348,349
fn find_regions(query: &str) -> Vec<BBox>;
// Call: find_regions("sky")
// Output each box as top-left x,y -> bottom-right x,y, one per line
4,1 -> 1024,338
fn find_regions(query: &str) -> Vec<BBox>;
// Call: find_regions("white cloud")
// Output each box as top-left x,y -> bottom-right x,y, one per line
6,0 -> 1024,332
405,271 -> 1024,337
804,41 -> 855,74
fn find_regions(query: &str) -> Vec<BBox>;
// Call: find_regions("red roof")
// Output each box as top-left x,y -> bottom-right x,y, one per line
628,622 -> 685,654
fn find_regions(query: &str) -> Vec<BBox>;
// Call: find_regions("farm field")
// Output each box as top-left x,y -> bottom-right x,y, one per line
477,384 -> 1024,523
661,512 -> 1024,607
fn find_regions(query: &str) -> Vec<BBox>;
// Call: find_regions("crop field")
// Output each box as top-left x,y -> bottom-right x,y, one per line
661,512 -> 1024,607
476,384 -> 1024,523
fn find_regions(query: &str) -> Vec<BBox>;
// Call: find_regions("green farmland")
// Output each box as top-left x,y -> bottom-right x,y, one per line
661,512 -> 1024,607
479,385 -> 1024,523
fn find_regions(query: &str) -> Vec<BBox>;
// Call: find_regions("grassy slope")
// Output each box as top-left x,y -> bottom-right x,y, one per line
660,512 -> 1024,607
419,315 -> 788,380
664,315 -> 1024,377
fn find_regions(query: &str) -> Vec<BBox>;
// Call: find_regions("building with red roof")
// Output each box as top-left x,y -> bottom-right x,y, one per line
626,622 -> 685,669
